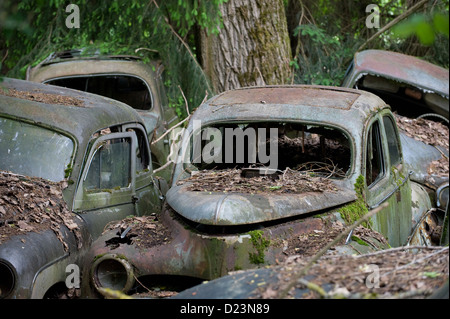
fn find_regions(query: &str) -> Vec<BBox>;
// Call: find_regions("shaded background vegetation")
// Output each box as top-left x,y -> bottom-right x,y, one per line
0,0 -> 448,117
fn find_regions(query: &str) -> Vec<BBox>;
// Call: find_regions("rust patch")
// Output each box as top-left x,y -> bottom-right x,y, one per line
210,87 -> 360,110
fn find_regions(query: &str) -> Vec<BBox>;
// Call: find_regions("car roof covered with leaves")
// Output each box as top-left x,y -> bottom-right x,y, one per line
0,77 -> 144,144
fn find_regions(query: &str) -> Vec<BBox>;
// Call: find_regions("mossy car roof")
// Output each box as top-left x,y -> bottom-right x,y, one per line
0,77 -> 144,143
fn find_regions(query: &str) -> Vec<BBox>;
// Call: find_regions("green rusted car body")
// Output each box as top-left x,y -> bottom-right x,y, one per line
27,49 -> 179,180
0,78 -> 164,298
80,85 -> 447,298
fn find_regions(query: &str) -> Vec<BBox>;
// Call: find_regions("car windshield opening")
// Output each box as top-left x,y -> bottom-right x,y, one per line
0,117 -> 74,182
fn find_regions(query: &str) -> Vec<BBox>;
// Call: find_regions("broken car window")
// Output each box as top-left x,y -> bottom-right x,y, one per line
126,128 -> 150,172
0,117 -> 74,182
382,115 -> 402,167
366,120 -> 385,186
84,137 -> 132,191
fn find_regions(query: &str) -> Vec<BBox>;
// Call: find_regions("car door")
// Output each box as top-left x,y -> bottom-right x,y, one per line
122,124 -> 163,216
364,113 -> 412,247
73,127 -> 161,239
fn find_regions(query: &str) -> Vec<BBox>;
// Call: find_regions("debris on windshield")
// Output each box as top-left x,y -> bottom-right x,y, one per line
0,171 -> 81,250
177,167 -> 340,194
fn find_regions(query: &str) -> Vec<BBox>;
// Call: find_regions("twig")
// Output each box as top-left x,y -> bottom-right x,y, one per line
135,47 -> 159,53
354,245 -> 448,259
297,278 -> 327,298
278,202 -> 389,298
357,0 -> 428,52
382,246 -> 448,277
151,115 -> 190,145
178,85 -> 190,116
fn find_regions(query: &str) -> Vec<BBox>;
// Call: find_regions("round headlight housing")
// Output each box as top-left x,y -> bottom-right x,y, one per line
0,260 -> 16,299
92,254 -> 135,295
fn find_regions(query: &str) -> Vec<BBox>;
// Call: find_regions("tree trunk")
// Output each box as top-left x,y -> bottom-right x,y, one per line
199,0 -> 292,93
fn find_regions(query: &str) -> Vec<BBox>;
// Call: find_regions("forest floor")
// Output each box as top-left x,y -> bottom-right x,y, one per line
253,246 -> 449,299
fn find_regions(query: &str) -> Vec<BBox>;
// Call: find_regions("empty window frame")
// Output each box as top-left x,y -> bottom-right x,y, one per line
47,75 -> 153,110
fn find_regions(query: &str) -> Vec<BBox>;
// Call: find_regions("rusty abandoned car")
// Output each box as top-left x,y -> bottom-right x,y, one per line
27,49 -> 179,179
342,49 -> 449,121
0,78 -> 165,298
80,85 -> 448,298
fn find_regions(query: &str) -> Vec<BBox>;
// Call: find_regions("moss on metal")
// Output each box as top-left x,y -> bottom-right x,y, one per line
248,230 -> 271,265
339,175 -> 372,229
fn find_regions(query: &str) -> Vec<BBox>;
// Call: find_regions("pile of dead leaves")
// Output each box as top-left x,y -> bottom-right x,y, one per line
284,221 -> 388,258
395,114 -> 449,150
0,171 -> 81,250
103,215 -> 171,249
0,87 -> 84,107
177,168 -> 339,194
257,246 -> 449,299
427,157 -> 449,177
395,114 -> 449,177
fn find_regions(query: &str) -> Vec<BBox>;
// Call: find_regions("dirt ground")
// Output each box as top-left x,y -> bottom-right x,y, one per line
254,246 -> 449,299
0,171 -> 81,250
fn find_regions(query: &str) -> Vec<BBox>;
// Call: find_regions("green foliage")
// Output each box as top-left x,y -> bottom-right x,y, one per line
393,12 -> 449,46
287,0 -> 449,87
0,0 -> 225,117
291,24 -> 356,86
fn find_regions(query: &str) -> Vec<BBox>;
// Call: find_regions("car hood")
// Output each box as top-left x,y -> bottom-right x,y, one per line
166,181 -> 356,225
400,133 -> 449,187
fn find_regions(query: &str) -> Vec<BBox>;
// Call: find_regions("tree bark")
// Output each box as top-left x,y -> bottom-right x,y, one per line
199,0 -> 292,93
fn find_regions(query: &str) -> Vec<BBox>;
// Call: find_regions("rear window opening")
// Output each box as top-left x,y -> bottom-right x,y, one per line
356,75 -> 448,120
46,75 -> 152,110
184,121 -> 352,179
